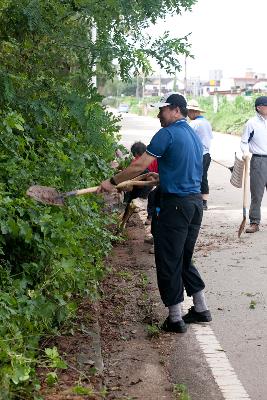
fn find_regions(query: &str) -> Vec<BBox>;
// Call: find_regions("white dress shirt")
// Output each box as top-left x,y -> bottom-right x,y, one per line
241,113 -> 267,155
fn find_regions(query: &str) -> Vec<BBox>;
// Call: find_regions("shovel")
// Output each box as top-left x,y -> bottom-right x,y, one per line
238,156 -> 250,238
26,185 -> 100,206
26,173 -> 155,206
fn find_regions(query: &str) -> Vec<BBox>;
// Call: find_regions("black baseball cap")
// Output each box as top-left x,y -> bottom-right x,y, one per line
255,96 -> 267,107
151,92 -> 187,108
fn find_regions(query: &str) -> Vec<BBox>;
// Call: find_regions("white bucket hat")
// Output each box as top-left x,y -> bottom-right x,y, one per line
187,99 -> 205,112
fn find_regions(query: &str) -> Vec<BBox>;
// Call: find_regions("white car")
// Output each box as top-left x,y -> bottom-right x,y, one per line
118,103 -> 129,113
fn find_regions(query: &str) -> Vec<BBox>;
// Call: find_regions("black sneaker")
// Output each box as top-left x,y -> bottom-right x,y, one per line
161,317 -> 187,333
182,306 -> 212,324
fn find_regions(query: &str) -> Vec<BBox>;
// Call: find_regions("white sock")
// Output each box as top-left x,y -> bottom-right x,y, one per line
168,303 -> 182,322
193,290 -> 208,313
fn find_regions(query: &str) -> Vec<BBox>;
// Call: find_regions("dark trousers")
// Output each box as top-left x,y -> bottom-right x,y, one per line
152,193 -> 205,307
249,155 -> 267,224
147,186 -> 160,218
201,153 -> 211,195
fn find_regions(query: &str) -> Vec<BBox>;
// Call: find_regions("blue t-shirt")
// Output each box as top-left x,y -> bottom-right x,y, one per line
146,119 -> 203,196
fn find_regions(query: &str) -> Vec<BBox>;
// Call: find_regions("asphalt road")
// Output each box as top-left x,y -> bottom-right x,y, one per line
118,111 -> 267,400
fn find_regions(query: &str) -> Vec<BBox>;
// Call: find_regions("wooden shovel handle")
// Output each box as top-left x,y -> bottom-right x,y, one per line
116,180 -> 155,190
243,156 -> 250,210
64,186 -> 99,197
63,173 -> 156,198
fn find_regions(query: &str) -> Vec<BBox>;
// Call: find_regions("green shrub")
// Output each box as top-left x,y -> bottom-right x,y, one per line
0,0 -> 196,396
0,2 -> 120,397
198,95 -> 262,135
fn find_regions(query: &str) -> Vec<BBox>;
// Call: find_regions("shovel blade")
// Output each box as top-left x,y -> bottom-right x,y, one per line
26,185 -> 65,206
238,217 -> 246,238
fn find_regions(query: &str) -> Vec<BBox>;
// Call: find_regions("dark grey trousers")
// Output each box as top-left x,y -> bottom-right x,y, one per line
249,155 -> 267,224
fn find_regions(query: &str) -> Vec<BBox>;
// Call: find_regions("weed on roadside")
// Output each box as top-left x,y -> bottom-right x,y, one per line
138,272 -> 149,289
146,324 -> 160,338
249,300 -> 257,309
117,270 -> 133,281
72,384 -> 108,398
173,383 -> 191,400
72,385 -> 95,395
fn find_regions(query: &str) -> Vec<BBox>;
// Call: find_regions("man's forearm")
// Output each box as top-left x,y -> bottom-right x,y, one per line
111,152 -> 155,184
112,163 -> 146,184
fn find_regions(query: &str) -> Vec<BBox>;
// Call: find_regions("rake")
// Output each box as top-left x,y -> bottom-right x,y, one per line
212,154 -> 244,189
211,158 -> 234,173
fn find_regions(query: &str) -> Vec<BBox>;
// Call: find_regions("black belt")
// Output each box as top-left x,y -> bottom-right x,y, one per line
161,193 -> 202,200
252,154 -> 267,158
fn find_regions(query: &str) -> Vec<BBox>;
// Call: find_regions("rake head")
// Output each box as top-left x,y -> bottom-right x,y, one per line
26,185 -> 65,206
230,154 -> 244,188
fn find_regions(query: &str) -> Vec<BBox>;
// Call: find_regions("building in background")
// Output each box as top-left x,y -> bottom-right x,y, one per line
144,75 -> 184,96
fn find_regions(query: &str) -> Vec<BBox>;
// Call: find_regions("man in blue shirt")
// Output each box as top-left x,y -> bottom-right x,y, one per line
98,92 -> 212,333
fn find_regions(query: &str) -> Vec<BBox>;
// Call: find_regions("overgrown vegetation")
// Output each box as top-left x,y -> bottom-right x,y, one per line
0,0 -> 195,397
0,2 -> 119,397
198,95 -> 262,134
108,93 -> 265,135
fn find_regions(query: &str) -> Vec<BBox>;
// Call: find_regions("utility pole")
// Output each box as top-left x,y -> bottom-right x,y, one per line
142,74 -> 145,99
136,74 -> 140,104
184,55 -> 187,96
91,22 -> 97,87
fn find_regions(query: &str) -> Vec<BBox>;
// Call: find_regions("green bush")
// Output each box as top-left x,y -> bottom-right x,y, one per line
198,95 -> 261,135
0,0 -> 197,396
0,2 -> 120,397
116,94 -> 260,135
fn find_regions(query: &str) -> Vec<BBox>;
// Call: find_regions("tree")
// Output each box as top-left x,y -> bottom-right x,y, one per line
0,0 -> 196,396
88,0 -> 196,78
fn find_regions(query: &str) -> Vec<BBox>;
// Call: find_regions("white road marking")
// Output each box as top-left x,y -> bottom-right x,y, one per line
183,296 -> 251,399
139,205 -> 250,399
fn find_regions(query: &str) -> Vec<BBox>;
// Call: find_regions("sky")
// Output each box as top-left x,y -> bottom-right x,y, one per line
148,0 -> 267,81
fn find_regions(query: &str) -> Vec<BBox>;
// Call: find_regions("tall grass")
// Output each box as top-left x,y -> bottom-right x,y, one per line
107,93 -> 266,135
198,95 -> 263,135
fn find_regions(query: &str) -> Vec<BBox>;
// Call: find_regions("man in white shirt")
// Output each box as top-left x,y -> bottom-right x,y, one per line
240,96 -> 267,233
188,100 -> 213,210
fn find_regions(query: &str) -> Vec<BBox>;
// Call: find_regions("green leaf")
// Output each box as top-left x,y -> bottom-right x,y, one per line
11,364 -> 31,385
46,372 -> 58,386
72,386 -> 94,395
